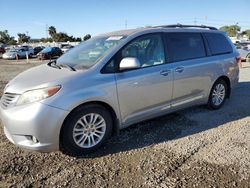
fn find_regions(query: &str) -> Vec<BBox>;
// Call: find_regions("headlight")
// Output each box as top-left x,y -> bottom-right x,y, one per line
16,85 -> 61,106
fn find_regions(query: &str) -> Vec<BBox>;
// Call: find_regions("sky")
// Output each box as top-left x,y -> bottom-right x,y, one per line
1,0 -> 250,39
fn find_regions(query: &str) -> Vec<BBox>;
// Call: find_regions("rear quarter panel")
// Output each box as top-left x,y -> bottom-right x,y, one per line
204,52 -> 239,96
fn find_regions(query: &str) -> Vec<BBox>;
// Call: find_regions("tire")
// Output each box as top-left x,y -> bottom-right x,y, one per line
246,53 -> 250,62
207,79 -> 228,110
60,104 -> 113,156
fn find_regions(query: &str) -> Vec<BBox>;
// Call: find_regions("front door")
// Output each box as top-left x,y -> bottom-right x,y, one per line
115,33 -> 173,125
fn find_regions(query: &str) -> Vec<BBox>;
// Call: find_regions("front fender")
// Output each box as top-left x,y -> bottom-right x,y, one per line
40,73 -> 121,124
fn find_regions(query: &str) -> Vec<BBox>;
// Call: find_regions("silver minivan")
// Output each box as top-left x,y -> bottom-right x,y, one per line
0,25 -> 240,155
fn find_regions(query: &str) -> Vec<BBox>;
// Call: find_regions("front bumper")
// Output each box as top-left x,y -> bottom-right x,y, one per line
0,102 -> 69,152
2,55 -> 16,60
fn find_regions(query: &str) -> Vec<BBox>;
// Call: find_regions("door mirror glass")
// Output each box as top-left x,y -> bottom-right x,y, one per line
119,57 -> 140,71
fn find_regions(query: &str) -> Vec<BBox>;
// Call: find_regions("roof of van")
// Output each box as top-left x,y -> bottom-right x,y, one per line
100,24 -> 221,37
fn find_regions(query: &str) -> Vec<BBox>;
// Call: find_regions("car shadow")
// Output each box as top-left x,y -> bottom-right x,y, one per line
75,81 -> 250,158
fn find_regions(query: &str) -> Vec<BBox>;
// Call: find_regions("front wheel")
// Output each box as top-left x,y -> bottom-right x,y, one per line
208,79 -> 228,109
246,53 -> 250,62
60,104 -> 113,156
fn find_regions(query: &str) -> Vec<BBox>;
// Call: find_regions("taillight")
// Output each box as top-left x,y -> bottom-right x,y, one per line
236,56 -> 242,68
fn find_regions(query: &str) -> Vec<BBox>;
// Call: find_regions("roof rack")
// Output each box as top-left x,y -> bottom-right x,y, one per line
154,24 -> 218,30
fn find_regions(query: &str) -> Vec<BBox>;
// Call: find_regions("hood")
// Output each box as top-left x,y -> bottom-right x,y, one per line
5,64 -> 78,94
39,49 -> 52,54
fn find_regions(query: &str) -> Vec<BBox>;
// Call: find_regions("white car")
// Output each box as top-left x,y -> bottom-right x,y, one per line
61,45 -> 74,53
2,48 -> 28,59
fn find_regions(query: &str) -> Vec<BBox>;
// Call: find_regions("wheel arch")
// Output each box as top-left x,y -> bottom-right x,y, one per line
214,75 -> 231,98
246,52 -> 250,62
59,101 -> 120,146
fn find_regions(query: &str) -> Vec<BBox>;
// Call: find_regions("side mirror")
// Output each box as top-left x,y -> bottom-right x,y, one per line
119,57 -> 140,71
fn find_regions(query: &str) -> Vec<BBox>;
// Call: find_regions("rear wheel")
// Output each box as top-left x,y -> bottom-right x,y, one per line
208,79 -> 228,109
60,104 -> 113,156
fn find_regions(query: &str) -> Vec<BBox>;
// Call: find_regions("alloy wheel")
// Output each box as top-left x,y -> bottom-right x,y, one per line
72,113 -> 106,148
212,83 -> 226,106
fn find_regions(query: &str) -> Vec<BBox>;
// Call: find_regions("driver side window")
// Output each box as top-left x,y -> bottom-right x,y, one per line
121,34 -> 165,68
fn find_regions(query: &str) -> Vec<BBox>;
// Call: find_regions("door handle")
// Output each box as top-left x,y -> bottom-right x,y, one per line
160,70 -> 171,76
175,66 -> 184,73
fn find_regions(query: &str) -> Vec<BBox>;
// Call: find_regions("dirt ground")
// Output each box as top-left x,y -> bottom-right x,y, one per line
0,59 -> 250,188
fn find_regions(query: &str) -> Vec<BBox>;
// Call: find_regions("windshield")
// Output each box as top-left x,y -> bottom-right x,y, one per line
9,48 -> 17,52
57,35 -> 125,69
42,47 -> 52,53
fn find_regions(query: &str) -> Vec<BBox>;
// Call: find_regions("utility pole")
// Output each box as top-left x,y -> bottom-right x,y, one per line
194,17 -> 197,25
125,20 -> 127,29
46,24 -> 48,39
236,22 -> 239,39
26,31 -> 29,43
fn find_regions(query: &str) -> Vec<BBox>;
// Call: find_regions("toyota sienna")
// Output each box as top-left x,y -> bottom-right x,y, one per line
0,25 -> 240,155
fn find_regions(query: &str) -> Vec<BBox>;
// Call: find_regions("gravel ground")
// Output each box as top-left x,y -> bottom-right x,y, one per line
0,59 -> 250,187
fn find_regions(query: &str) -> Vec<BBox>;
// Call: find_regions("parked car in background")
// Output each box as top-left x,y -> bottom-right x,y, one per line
0,25 -> 240,155
236,44 -> 250,62
61,45 -> 74,53
37,47 -> 62,60
4,47 -> 11,52
33,46 -> 45,55
2,48 -> 27,59
21,45 -> 34,57
0,47 -> 5,54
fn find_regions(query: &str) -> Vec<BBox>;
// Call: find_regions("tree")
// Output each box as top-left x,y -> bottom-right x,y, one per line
54,32 -> 70,42
47,25 -> 82,42
7,39 -> 17,45
40,38 -> 53,43
17,33 -> 30,44
68,36 -> 82,42
241,29 -> 250,39
219,25 -> 241,37
75,37 -> 82,42
83,34 -> 91,41
48,26 -> 57,38
0,30 -> 17,45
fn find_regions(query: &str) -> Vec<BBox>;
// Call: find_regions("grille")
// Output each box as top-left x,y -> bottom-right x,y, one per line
0,93 -> 19,108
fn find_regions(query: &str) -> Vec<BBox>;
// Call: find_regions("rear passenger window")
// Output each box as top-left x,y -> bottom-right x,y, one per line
166,33 -> 206,62
204,33 -> 232,55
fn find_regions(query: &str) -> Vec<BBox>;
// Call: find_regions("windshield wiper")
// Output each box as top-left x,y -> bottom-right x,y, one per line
47,60 -> 61,69
48,60 -> 76,71
59,64 -> 76,71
